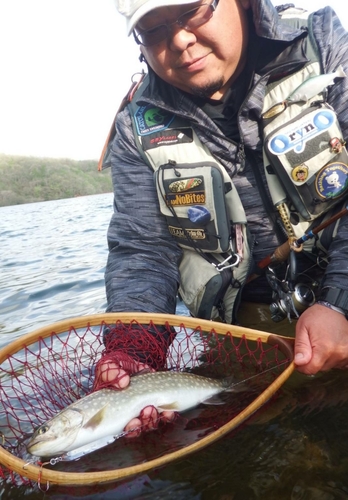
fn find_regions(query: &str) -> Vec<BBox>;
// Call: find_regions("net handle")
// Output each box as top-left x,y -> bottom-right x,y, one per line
0,313 -> 295,485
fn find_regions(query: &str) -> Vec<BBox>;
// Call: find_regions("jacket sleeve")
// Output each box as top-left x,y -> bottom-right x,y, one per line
312,7 -> 348,292
105,105 -> 182,314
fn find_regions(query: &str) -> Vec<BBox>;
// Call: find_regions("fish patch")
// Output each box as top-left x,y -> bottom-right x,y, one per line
164,176 -> 206,207
142,128 -> 193,150
134,105 -> 174,136
169,177 -> 202,193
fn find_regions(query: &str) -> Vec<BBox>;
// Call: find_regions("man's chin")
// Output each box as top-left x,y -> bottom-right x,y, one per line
189,78 -> 224,99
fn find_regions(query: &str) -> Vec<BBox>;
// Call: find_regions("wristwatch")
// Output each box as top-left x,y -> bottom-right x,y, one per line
318,287 -> 348,318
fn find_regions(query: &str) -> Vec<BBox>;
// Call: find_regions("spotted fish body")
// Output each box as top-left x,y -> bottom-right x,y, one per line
287,65 -> 346,102
26,371 -> 236,460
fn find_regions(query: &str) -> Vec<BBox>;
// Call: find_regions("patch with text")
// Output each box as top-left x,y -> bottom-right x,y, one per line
168,226 -> 206,240
134,105 -> 174,136
142,128 -> 193,150
315,162 -> 348,199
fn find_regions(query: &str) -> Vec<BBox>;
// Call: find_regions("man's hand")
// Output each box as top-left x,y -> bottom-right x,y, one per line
294,303 -> 348,375
95,355 -> 175,438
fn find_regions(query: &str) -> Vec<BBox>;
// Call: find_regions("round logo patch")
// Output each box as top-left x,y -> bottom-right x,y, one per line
292,165 -> 309,183
315,162 -> 348,199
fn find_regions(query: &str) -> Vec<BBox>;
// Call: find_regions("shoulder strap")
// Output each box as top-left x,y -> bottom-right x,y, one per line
306,13 -> 321,69
127,74 -> 154,167
97,71 -> 147,171
277,8 -> 320,65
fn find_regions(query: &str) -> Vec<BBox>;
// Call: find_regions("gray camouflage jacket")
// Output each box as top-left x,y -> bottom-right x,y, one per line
105,0 -> 348,318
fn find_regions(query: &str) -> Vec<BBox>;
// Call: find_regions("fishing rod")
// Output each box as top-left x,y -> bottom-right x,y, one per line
246,201 -> 348,322
255,201 -> 348,272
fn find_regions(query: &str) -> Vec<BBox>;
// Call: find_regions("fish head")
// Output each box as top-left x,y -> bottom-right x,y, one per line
26,407 -> 84,457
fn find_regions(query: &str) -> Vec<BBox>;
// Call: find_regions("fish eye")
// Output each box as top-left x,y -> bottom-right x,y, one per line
37,425 -> 49,435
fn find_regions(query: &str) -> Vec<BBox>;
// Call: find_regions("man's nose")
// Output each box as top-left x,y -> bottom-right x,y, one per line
168,24 -> 197,51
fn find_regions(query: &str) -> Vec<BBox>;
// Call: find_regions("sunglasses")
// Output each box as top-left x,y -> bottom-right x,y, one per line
133,0 -> 220,46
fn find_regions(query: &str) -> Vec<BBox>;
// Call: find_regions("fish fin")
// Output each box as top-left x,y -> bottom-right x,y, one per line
201,395 -> 225,406
83,405 -> 108,430
131,368 -> 152,378
157,402 -> 181,411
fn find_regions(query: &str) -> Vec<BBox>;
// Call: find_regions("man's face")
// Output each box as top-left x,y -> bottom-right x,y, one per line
137,0 -> 250,99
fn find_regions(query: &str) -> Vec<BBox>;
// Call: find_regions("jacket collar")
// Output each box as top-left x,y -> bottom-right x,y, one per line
249,0 -> 306,41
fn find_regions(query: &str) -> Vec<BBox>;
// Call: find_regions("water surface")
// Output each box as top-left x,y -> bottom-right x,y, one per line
1,194 -> 348,499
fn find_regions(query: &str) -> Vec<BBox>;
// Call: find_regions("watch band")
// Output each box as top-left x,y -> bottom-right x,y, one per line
316,300 -> 346,315
319,287 -> 348,316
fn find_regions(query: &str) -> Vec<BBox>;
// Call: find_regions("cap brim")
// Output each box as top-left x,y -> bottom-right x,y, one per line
127,0 -> 199,35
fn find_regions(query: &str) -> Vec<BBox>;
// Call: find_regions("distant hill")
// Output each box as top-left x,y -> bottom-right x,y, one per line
0,154 -> 113,207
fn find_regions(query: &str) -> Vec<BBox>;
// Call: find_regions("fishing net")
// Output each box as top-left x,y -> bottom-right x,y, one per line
0,313 -> 294,487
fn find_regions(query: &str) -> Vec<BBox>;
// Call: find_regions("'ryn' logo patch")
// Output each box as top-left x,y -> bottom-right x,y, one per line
268,109 -> 335,155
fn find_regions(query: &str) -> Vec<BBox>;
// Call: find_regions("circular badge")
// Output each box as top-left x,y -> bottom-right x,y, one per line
292,165 -> 309,183
315,162 -> 348,199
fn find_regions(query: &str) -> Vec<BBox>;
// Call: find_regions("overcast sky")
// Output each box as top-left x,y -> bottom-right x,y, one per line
0,0 -> 347,161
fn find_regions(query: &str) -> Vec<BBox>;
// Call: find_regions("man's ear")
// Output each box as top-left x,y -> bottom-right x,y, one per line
139,52 -> 146,63
139,46 -> 147,63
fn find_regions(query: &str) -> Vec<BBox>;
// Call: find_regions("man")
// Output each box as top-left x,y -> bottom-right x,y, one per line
97,0 -> 348,435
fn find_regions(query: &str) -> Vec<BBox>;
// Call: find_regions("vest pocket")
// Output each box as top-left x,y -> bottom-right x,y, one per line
264,102 -> 348,221
155,161 -> 232,253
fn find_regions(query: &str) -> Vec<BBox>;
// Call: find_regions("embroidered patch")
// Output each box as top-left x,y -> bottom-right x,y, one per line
168,226 -> 206,240
134,105 -> 174,136
164,175 -> 205,206
315,162 -> 348,199
268,109 -> 336,155
169,177 -> 202,193
166,191 -> 206,206
142,127 -> 193,150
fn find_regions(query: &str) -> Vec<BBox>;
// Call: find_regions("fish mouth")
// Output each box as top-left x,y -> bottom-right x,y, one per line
26,429 -> 76,457
27,433 -> 53,449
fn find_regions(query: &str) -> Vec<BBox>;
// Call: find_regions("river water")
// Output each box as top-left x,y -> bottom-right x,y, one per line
1,193 -> 348,499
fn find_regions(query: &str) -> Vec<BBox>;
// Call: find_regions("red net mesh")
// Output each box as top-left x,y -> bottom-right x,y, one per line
0,318 -> 291,486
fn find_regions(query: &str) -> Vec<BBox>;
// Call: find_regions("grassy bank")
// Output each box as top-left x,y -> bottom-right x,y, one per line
0,154 -> 113,207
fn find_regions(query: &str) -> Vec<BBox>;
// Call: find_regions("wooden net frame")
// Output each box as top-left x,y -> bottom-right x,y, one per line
0,313 -> 295,486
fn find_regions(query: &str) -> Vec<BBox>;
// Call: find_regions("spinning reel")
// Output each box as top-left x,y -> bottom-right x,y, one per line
267,251 -> 316,323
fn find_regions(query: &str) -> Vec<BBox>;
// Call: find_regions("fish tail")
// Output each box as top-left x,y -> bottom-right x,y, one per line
335,65 -> 346,79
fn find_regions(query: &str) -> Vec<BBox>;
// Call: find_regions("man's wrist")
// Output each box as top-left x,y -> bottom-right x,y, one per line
316,300 -> 346,316
317,287 -> 348,318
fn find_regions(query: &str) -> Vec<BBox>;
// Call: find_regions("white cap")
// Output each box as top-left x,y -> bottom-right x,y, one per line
115,0 -> 199,35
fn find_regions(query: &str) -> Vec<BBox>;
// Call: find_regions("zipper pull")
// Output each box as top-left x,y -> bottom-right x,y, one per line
168,159 -> 181,177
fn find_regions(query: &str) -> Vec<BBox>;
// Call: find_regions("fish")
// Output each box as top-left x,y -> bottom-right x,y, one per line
287,65 -> 346,102
168,178 -> 202,193
26,370 -> 240,460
